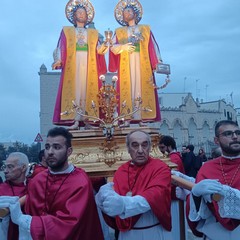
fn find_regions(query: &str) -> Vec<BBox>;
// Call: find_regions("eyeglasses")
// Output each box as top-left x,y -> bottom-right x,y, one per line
218,130 -> 240,138
1,164 -> 22,171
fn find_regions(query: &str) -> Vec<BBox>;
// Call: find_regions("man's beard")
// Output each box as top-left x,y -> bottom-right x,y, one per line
48,157 -> 68,171
221,142 -> 240,155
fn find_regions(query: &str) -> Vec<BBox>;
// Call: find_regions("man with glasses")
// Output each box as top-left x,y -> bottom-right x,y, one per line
0,152 -> 29,240
187,120 -> 240,239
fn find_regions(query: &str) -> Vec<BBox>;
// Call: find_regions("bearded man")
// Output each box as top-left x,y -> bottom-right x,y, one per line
187,120 -> 240,240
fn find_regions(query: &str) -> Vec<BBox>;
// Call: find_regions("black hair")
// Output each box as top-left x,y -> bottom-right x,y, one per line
123,5 -> 140,25
47,127 -> 73,148
159,135 -> 176,150
38,149 -> 45,162
186,144 -> 194,152
72,5 -> 87,27
215,120 -> 238,136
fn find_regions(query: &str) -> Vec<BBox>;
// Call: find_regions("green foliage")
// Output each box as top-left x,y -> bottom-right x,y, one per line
3,142 -> 41,163
0,144 -> 7,167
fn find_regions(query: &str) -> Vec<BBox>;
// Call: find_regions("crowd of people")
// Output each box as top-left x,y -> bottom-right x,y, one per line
1,0 -> 240,239
0,120 -> 239,240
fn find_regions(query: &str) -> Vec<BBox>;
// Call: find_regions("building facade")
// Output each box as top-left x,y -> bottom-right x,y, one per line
154,93 -> 237,155
39,66 -> 238,156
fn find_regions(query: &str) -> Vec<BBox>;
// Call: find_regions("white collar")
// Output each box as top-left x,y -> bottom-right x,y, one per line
49,164 -> 74,174
222,154 -> 240,160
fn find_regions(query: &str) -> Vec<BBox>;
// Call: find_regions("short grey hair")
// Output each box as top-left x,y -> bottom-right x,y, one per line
8,152 -> 29,176
126,130 -> 151,147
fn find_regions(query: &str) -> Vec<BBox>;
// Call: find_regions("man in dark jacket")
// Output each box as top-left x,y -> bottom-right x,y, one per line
183,145 -> 200,178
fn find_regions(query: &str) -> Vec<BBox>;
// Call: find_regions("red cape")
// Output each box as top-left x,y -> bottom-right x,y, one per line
186,156 -> 240,236
25,167 -> 104,240
104,157 -> 172,232
169,151 -> 185,199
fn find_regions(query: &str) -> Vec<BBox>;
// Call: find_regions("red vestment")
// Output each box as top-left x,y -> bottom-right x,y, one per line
31,164 -> 48,177
0,181 -> 26,240
104,157 -> 171,232
25,167 -> 104,240
169,152 -> 185,174
27,165 -> 48,184
169,151 -> 185,199
187,156 -> 240,235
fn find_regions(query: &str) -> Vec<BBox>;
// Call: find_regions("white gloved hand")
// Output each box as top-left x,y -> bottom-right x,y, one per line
95,182 -> 115,209
192,179 -> 223,197
0,196 -> 18,209
102,192 -> 125,217
171,170 -> 195,183
121,43 -> 136,53
9,201 -> 32,232
0,196 -> 32,232
175,187 -> 191,201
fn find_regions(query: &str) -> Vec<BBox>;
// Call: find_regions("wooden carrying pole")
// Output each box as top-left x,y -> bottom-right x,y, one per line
0,195 -> 26,218
171,175 -> 222,201
0,176 -> 221,218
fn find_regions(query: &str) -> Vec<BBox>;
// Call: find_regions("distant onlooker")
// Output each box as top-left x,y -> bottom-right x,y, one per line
181,145 -> 188,160
183,144 -> 198,178
197,148 -> 208,163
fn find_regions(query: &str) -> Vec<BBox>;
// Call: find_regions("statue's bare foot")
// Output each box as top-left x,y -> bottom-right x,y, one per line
84,123 -> 99,130
68,121 -> 79,130
139,121 -> 147,127
119,120 -> 130,128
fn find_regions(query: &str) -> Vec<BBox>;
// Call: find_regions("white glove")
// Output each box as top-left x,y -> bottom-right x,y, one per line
9,201 -> 32,231
0,196 -> 18,209
102,193 -> 125,217
192,179 -> 223,198
0,196 -> 32,232
171,170 -> 195,183
95,182 -> 115,209
175,187 -> 191,201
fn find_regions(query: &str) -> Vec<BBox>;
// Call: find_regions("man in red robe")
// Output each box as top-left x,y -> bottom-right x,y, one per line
0,152 -> 29,240
27,149 -> 48,183
96,130 -> 172,240
159,135 -> 185,174
0,127 -> 103,240
159,135 -> 185,240
187,120 -> 240,239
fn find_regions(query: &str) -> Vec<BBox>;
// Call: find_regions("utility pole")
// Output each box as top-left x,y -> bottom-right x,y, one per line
230,92 -> 233,105
196,79 -> 199,99
184,77 -> 187,93
205,84 -> 209,101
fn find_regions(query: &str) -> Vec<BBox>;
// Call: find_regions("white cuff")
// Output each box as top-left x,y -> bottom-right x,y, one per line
189,194 -> 211,222
119,195 -> 150,219
19,215 -> 32,232
218,185 -> 240,219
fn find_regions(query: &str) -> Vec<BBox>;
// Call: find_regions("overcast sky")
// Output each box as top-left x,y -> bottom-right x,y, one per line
0,0 -> 239,145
